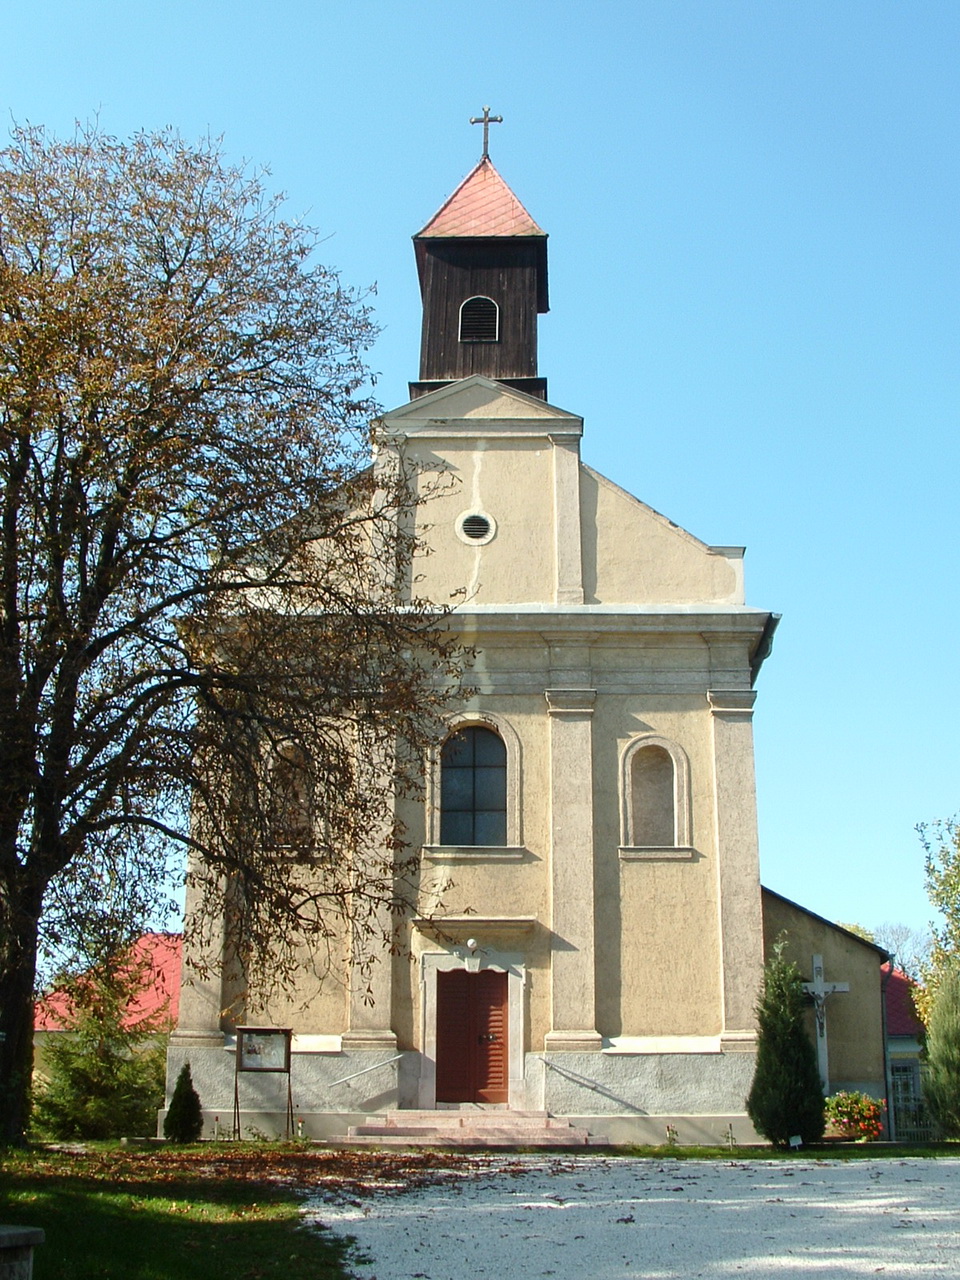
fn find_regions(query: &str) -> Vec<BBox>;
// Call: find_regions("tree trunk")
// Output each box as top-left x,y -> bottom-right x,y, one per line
0,885 -> 43,1145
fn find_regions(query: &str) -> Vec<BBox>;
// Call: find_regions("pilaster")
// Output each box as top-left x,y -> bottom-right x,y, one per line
342,744 -> 398,1051
708,689 -> 763,1049
173,863 -> 230,1043
543,686 -> 602,1051
550,433 -> 584,605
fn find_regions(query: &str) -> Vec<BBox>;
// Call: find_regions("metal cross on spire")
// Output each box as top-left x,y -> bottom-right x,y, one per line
470,105 -> 503,160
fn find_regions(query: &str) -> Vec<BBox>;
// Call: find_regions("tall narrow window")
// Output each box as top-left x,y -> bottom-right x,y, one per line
267,743 -> 314,850
440,726 -> 507,846
459,296 -> 499,342
619,735 -> 692,857
630,745 -> 676,846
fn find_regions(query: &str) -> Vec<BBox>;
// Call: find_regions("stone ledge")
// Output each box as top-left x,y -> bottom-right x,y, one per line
544,1030 -> 603,1052
0,1224 -> 44,1280
619,846 -> 697,862
0,1228 -> 44,1249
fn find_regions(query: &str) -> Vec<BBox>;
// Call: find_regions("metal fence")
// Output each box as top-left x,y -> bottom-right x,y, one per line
890,1063 -> 939,1142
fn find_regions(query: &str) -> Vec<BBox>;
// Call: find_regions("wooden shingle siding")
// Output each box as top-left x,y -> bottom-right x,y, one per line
418,240 -> 541,383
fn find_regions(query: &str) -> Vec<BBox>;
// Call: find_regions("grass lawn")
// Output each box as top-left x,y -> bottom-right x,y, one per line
0,1144 -> 355,1280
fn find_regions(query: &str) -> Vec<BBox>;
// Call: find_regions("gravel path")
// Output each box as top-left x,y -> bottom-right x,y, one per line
307,1155 -> 960,1279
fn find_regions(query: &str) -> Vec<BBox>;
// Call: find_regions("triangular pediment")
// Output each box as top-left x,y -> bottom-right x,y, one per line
380,376 -> 582,437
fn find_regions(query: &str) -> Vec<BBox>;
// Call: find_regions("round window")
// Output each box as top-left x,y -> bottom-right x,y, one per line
455,510 -> 497,545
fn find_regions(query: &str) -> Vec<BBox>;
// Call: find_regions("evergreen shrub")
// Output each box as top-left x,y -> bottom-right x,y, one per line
32,951 -> 168,1140
163,1062 -> 204,1142
746,937 -> 825,1147
923,963 -> 960,1137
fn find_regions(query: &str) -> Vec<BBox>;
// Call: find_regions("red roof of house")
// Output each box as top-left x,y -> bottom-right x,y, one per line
883,963 -> 925,1037
35,933 -> 182,1031
415,158 -> 546,239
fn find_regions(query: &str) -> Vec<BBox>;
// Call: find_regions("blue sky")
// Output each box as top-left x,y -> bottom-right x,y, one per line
4,0 -> 958,941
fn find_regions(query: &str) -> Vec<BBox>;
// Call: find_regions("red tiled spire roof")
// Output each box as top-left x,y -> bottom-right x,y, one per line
416,158 -> 546,239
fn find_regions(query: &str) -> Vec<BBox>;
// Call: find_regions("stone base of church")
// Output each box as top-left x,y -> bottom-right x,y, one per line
157,1107 -> 762,1146
163,1039 -> 761,1145
534,1048 -> 758,1118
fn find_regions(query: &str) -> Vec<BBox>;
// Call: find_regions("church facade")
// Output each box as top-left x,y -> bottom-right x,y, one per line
168,154 -> 884,1143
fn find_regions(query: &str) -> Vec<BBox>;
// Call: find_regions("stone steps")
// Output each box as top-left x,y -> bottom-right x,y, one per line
344,1109 -> 602,1148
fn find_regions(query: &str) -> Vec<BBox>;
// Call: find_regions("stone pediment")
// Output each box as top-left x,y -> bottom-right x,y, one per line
379,375 -> 583,438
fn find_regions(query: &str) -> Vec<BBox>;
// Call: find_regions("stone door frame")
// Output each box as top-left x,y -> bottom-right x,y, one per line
418,948 -> 525,1109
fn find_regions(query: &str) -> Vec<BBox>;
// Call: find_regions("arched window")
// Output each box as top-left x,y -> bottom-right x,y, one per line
459,296 -> 499,343
631,745 -> 675,845
440,726 -> 507,846
267,742 -> 314,850
620,735 -> 692,855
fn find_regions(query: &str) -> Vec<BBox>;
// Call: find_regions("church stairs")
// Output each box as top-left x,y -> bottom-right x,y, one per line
344,1110 -> 603,1148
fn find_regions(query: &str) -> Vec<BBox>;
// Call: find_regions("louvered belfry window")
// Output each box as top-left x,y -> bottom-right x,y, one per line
459,296 -> 499,343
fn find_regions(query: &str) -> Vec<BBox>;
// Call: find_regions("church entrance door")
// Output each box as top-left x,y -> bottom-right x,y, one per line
435,968 -> 509,1104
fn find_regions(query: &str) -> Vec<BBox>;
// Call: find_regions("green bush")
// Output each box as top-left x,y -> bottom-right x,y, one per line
746,938 -> 825,1147
923,963 -> 960,1136
163,1062 -> 204,1142
33,951 -> 168,1140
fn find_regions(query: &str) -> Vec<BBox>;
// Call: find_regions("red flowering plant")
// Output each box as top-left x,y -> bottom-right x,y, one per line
825,1091 -> 886,1141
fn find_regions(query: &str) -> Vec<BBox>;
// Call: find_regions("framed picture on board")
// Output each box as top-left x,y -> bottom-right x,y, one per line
235,1026 -> 292,1073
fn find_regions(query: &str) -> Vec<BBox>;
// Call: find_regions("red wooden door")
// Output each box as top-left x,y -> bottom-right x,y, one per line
436,969 -> 508,1103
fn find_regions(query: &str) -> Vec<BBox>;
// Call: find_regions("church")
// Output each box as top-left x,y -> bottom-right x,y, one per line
168,134 -> 888,1144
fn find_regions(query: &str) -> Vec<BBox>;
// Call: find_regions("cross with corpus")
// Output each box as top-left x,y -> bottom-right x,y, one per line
802,954 -> 849,1093
470,105 -> 503,159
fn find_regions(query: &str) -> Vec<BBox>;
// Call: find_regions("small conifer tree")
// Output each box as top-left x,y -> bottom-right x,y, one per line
923,963 -> 960,1137
746,938 -> 825,1146
163,1062 -> 204,1142
32,948 -> 168,1140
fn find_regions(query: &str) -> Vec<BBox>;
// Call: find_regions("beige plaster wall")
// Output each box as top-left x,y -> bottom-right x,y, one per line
593,694 -> 723,1037
580,466 -> 741,605
398,655 -> 739,1047
397,692 -> 552,1052
245,931 -> 350,1034
391,376 -> 752,611
407,448 -> 744,610
761,891 -> 885,1092
409,437 -> 557,605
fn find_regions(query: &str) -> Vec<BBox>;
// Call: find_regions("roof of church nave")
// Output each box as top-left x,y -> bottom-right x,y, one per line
415,157 -> 546,240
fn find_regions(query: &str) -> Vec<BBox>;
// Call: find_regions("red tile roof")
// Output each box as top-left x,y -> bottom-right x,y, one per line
416,158 -> 546,239
35,933 -> 182,1032
883,963 -> 925,1038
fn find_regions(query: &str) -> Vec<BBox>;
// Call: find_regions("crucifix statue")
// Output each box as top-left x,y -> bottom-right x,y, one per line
470,105 -> 503,159
802,954 -> 849,1093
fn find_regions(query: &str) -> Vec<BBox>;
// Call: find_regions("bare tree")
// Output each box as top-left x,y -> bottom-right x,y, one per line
0,125 -> 462,1143
873,922 -> 932,985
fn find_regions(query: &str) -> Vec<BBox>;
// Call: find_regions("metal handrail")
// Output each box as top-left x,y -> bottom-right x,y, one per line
327,1053 -> 404,1087
536,1054 -> 643,1112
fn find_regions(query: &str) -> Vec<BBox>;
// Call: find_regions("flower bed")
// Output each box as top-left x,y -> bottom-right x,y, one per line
825,1090 -> 886,1141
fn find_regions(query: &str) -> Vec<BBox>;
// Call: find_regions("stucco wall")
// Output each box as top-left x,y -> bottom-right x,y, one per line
761,890 -> 886,1095
581,466 -> 742,605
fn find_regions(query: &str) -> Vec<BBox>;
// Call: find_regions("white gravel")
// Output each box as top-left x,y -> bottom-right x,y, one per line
306,1155 -> 960,1279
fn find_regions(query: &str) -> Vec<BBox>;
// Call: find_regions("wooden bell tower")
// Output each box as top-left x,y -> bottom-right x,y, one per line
410,117 -> 549,400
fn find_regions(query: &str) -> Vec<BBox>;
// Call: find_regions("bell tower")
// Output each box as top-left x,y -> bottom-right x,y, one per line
410,115 -> 549,400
